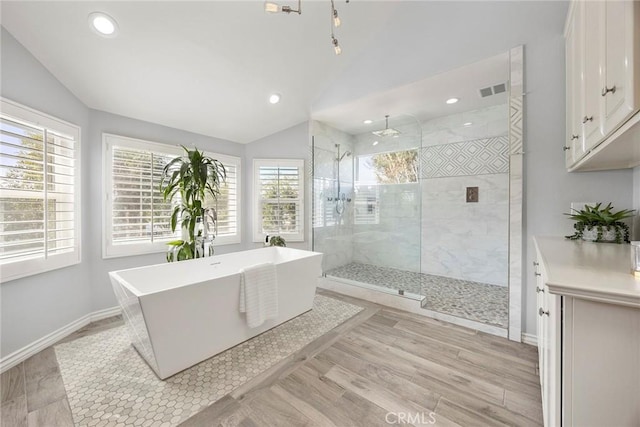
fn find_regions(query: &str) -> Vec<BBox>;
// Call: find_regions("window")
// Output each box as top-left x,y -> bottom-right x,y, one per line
312,177 -> 337,228
354,185 -> 380,225
0,98 -> 81,282
253,159 -> 304,242
103,134 -> 241,258
354,149 -> 418,225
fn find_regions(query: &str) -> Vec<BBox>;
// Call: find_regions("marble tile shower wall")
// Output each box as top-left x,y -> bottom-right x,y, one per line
420,104 -> 509,287
352,183 -> 422,273
312,121 -> 356,272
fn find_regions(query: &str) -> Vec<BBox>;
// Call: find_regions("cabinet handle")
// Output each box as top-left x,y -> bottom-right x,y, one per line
535,272 -> 542,276
539,308 -> 550,317
570,134 -> 579,140
533,261 -> 539,267
536,286 -> 545,293
601,85 -> 616,96
582,116 -> 594,124
563,146 -> 571,151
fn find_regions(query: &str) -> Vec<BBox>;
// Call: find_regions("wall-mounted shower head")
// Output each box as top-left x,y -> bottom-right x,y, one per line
339,151 -> 352,161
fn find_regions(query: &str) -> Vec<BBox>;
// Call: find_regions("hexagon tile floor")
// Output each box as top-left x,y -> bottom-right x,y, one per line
54,295 -> 363,427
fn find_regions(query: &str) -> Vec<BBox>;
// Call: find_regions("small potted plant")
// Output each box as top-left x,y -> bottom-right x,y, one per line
268,235 -> 287,247
565,202 -> 635,244
160,146 -> 226,262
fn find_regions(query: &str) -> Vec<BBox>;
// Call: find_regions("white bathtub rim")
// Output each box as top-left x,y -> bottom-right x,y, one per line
109,247 -> 322,297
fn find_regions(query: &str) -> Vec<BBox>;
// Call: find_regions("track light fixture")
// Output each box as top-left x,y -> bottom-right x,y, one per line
264,0 -> 348,55
264,0 -> 301,14
331,36 -> 341,55
331,1 -> 341,27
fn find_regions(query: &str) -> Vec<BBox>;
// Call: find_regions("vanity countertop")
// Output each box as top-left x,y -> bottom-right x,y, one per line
534,236 -> 640,308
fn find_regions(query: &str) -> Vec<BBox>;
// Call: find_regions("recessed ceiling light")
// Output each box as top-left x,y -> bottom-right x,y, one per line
463,122 -> 473,126
363,119 -> 373,124
269,93 -> 281,104
88,12 -> 118,37
446,98 -> 459,104
372,140 -> 379,146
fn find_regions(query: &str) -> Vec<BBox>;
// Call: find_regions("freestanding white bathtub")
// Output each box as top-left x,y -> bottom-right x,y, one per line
109,246 -> 323,379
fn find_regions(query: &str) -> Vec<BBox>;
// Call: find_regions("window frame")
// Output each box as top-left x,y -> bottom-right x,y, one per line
102,134 -> 241,259
0,98 -> 82,283
253,158 -> 305,243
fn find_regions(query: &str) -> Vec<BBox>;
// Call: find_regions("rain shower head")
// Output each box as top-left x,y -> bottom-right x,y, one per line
372,115 -> 401,137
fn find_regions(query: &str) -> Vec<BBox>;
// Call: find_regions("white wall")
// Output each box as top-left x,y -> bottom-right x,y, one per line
242,122 -> 311,251
87,110 -> 244,312
1,28 -> 92,357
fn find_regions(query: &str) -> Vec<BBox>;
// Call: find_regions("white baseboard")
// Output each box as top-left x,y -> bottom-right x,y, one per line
90,306 -> 122,322
0,306 -> 121,374
521,332 -> 538,346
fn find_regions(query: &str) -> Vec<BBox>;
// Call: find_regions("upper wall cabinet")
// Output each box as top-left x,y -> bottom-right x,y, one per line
565,0 -> 640,172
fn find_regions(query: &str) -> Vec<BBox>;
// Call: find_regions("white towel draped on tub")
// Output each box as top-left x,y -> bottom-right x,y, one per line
239,262 -> 278,328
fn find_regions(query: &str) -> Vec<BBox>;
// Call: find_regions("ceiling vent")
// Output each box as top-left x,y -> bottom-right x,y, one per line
479,83 -> 507,98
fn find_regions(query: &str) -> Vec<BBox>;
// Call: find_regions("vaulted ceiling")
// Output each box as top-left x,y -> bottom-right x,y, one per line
1,1 -> 568,143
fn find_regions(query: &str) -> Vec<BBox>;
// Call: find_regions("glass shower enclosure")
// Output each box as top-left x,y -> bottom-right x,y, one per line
312,116 -> 423,299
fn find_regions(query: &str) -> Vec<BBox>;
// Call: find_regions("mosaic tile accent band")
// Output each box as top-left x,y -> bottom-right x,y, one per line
419,136 -> 509,179
326,262 -> 508,328
54,295 -> 363,427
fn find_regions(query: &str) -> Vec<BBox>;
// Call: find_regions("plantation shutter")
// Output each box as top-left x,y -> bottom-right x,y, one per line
111,146 -> 175,245
312,177 -> 336,228
354,185 -> 379,225
213,159 -> 239,239
0,116 -> 78,263
104,135 -> 242,257
200,154 -> 240,245
254,159 -> 304,242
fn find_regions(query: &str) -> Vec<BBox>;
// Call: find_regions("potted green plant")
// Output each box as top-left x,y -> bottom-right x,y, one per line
268,235 -> 287,247
160,146 -> 226,261
565,202 -> 635,244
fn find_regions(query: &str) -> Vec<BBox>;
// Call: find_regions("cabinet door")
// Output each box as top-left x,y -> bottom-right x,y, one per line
542,290 -> 561,427
582,0 -> 604,151
601,0 -> 639,136
536,269 -> 545,388
566,1 -> 586,165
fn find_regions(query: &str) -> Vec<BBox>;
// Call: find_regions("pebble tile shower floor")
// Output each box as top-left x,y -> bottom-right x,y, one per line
326,262 -> 508,328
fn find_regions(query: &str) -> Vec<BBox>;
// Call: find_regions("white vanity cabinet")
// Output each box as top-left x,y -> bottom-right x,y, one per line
534,256 -> 561,427
564,0 -> 585,166
564,0 -> 640,171
601,0 -> 639,136
534,237 -> 640,427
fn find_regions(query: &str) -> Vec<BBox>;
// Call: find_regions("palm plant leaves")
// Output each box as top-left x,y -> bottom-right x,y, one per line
160,146 -> 226,261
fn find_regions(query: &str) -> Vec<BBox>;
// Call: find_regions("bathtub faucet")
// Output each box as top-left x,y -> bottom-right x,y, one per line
199,208 -> 217,257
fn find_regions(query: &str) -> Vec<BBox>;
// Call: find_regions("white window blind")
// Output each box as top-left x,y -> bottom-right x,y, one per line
110,145 -> 175,245
312,177 -> 337,228
0,99 -> 81,283
212,156 -> 239,241
103,134 -> 241,258
354,185 -> 380,225
254,159 -> 304,242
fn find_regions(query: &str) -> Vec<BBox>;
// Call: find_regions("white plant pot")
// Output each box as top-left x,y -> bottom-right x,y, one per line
581,226 -> 617,242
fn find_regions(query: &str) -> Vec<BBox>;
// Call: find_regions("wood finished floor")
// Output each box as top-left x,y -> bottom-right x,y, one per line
0,290 -> 541,426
